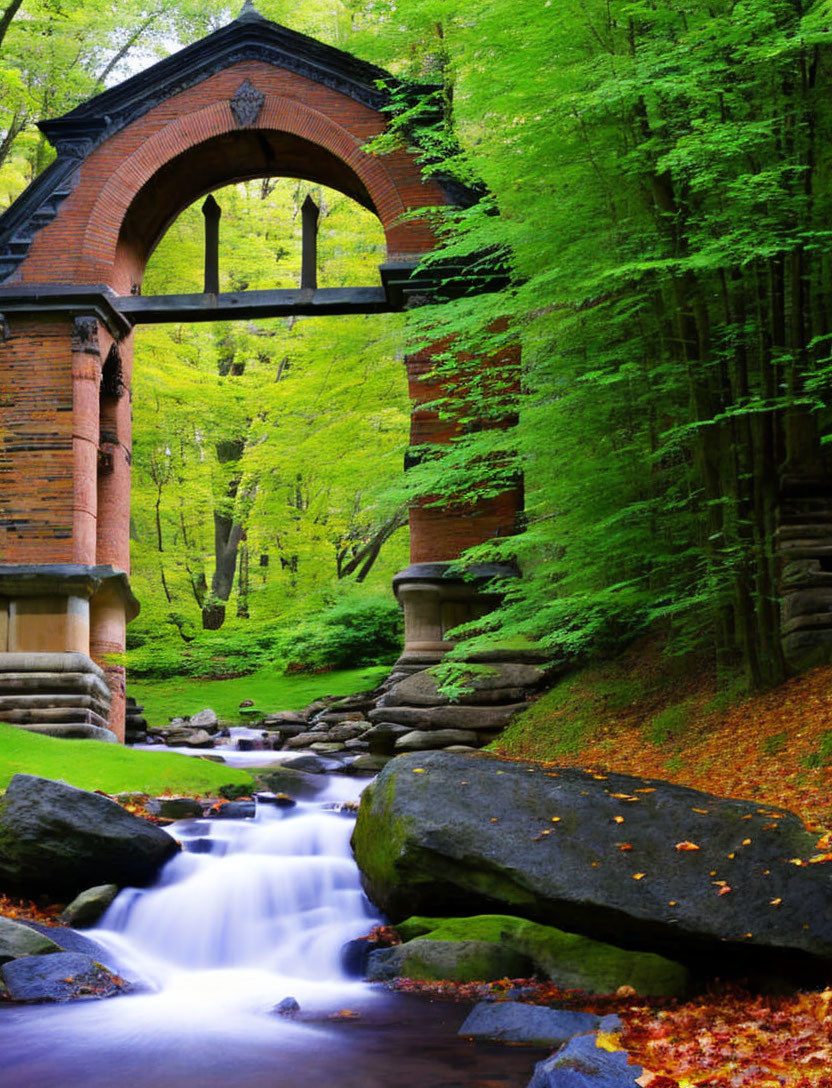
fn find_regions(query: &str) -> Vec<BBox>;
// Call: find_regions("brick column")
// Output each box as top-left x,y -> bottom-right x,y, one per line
92,333 -> 133,741
70,317 -> 102,566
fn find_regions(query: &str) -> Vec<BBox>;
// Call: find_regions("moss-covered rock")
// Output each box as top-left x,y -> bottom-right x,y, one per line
395,915 -> 689,996
0,916 -> 61,965
366,938 -> 534,983
353,751 -> 832,974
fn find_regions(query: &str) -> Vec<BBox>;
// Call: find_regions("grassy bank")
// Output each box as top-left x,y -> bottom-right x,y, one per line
493,639 -> 832,831
130,665 -> 389,728
0,722 -> 253,796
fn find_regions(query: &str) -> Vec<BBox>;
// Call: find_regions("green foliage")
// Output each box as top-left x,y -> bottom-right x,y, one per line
0,723 -> 252,796
803,730 -> 832,769
281,596 -> 403,671
646,700 -> 698,747
761,731 -> 788,757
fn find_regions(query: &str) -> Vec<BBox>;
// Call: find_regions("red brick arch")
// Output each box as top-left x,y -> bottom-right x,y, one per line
0,18 -> 521,743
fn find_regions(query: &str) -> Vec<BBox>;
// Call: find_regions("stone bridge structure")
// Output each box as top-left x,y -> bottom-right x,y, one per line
0,5 -> 521,741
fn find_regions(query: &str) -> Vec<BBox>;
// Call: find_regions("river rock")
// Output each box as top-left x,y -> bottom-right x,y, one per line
181,729 -> 215,749
364,723 -> 412,755
366,704 -> 528,731
382,664 -> 546,708
528,1033 -> 643,1087
342,754 -> 390,775
310,742 -> 346,753
285,732 -> 324,749
146,797 -> 204,820
0,774 -> 179,899
326,724 -> 365,742
316,711 -> 366,724
1,951 -> 128,1003
251,765 -> 326,797
344,739 -> 370,751
273,996 -> 301,1016
213,800 -> 256,819
353,751 -> 832,973
189,708 -> 219,732
60,884 -> 119,928
366,938 -> 534,983
0,916 -> 60,964
394,728 -> 480,751
459,1002 -> 599,1046
282,754 -> 343,774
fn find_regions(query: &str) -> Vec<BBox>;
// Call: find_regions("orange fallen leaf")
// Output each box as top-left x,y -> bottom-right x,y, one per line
633,872 -> 646,880
718,885 -> 732,896
613,816 -> 625,824
550,816 -> 561,823
675,841 -> 700,851
741,838 -> 751,846
618,843 -> 633,851
770,898 -> 782,906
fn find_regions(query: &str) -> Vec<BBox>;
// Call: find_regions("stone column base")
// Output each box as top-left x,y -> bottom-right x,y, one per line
392,562 -> 516,671
0,651 -> 116,741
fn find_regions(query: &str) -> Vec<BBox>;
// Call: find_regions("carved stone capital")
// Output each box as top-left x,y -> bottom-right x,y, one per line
230,80 -> 265,127
71,316 -> 100,355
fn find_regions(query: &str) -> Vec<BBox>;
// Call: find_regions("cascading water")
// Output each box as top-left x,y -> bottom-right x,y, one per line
0,775 -> 540,1088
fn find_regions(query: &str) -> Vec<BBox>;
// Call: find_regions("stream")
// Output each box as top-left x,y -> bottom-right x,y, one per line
0,772 -> 543,1087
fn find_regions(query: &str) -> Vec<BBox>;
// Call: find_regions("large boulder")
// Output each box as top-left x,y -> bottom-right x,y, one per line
382,664 -> 547,708
0,774 -> 179,899
395,915 -> 688,996
352,751 -> 832,974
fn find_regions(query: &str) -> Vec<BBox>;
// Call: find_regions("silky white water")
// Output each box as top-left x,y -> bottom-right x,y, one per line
0,777 -> 390,1087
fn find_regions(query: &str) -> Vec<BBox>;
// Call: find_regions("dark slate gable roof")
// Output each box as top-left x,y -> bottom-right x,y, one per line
42,5 -> 405,149
0,7 -> 430,284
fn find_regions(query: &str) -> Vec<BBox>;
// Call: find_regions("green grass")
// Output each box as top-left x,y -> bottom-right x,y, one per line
130,665 -> 390,728
0,722 -> 253,796
645,698 -> 698,746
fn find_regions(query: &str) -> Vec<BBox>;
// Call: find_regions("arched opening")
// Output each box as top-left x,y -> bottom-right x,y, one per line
126,176 -> 410,676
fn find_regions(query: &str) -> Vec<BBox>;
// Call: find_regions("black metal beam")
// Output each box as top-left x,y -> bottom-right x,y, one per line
118,286 -> 391,324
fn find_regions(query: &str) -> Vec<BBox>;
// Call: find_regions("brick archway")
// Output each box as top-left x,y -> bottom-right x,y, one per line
0,8 -> 521,741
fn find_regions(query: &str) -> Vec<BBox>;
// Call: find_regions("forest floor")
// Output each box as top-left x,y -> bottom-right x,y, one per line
494,638 -> 832,833
492,641 -> 832,1086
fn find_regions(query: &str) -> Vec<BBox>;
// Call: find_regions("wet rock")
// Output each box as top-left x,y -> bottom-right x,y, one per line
212,800 -> 256,819
528,1033 -> 643,1087
0,774 -> 179,899
273,996 -> 301,1017
189,708 -> 219,733
254,792 -> 296,807
354,752 -> 832,975
363,723 -> 412,755
459,1002 -> 600,1046
282,754 -> 343,774
310,742 -> 346,753
180,729 -> 215,749
366,939 -> 533,983
0,916 -> 60,965
342,754 -> 390,775
1,951 -> 129,1003
366,704 -> 528,732
146,797 -> 204,821
60,884 -> 119,928
394,728 -> 480,751
251,765 -> 327,797
344,739 -> 370,751
262,712 -> 309,727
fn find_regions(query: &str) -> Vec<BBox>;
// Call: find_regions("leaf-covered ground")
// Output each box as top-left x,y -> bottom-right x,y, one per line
487,646 -> 832,1084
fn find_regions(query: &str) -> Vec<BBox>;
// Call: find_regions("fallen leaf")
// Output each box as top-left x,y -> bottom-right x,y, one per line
718,885 -> 732,896
613,816 -> 625,824
550,816 -> 561,823
741,838 -> 751,846
618,843 -> 633,851
770,898 -> 782,906
633,872 -> 646,880
675,841 -> 700,851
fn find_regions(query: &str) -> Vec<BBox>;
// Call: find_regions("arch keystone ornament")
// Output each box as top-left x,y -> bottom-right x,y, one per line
0,10 -> 519,741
